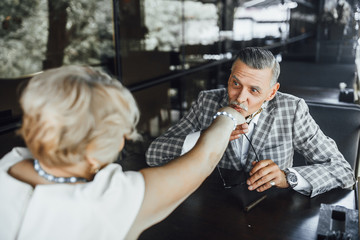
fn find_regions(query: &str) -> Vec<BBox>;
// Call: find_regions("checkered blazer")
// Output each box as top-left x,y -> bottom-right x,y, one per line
146,88 -> 355,197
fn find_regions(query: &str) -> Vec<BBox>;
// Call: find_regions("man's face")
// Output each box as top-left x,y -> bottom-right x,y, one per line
227,60 -> 279,117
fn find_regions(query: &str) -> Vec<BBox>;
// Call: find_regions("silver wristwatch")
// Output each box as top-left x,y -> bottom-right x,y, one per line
284,169 -> 298,188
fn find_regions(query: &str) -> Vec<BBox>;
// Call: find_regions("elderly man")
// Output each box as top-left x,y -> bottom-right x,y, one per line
146,47 -> 355,197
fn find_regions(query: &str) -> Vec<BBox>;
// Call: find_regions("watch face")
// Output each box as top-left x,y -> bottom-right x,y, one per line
286,171 -> 298,188
288,173 -> 297,183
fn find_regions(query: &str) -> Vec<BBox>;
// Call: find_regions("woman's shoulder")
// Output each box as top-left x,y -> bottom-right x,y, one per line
0,147 -> 33,170
89,164 -> 145,198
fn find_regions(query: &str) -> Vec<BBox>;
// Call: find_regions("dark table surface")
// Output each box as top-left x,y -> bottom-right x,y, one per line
139,168 -> 356,240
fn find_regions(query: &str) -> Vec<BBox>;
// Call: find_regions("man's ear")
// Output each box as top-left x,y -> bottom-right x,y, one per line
266,82 -> 280,101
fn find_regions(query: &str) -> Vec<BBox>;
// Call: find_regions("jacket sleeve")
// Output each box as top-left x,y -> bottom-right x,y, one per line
291,99 -> 355,197
145,91 -> 210,166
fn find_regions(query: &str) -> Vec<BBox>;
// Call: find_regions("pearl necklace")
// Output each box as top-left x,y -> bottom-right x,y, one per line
33,159 -> 88,183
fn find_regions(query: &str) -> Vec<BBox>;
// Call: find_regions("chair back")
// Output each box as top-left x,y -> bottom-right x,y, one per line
293,101 -> 360,176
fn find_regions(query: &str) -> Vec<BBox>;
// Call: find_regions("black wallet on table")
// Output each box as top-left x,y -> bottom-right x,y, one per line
218,168 -> 267,212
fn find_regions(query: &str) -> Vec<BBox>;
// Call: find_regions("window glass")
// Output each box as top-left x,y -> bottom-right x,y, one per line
0,0 -> 115,78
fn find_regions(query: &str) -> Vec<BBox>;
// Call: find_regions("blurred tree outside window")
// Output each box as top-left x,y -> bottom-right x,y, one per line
0,0 -> 115,78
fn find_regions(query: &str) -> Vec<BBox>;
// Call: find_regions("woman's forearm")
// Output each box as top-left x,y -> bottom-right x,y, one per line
128,108 -> 244,237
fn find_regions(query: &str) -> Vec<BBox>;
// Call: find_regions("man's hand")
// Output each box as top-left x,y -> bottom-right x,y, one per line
247,160 -> 289,192
230,123 -> 249,141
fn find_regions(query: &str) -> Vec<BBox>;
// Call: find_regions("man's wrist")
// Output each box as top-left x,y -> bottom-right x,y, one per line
282,170 -> 290,188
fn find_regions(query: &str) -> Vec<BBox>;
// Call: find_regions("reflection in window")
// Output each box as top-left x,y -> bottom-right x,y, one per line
233,5 -> 290,41
143,0 -> 218,51
0,0 -> 114,78
0,1 -> 47,78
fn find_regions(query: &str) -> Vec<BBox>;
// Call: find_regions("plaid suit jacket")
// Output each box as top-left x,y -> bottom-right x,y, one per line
146,88 -> 355,197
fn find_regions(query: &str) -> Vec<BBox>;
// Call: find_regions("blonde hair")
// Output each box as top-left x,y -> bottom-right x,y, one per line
19,65 -> 140,167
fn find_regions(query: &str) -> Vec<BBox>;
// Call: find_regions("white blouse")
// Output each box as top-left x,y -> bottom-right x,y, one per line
0,147 -> 145,240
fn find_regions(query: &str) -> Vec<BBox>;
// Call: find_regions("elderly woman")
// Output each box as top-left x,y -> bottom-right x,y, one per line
0,65 -> 244,240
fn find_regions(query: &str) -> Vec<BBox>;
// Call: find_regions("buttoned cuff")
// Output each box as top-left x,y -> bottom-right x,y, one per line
181,131 -> 201,155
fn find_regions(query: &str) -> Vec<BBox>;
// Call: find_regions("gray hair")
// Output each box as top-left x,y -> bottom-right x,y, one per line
20,65 -> 140,166
232,47 -> 280,86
